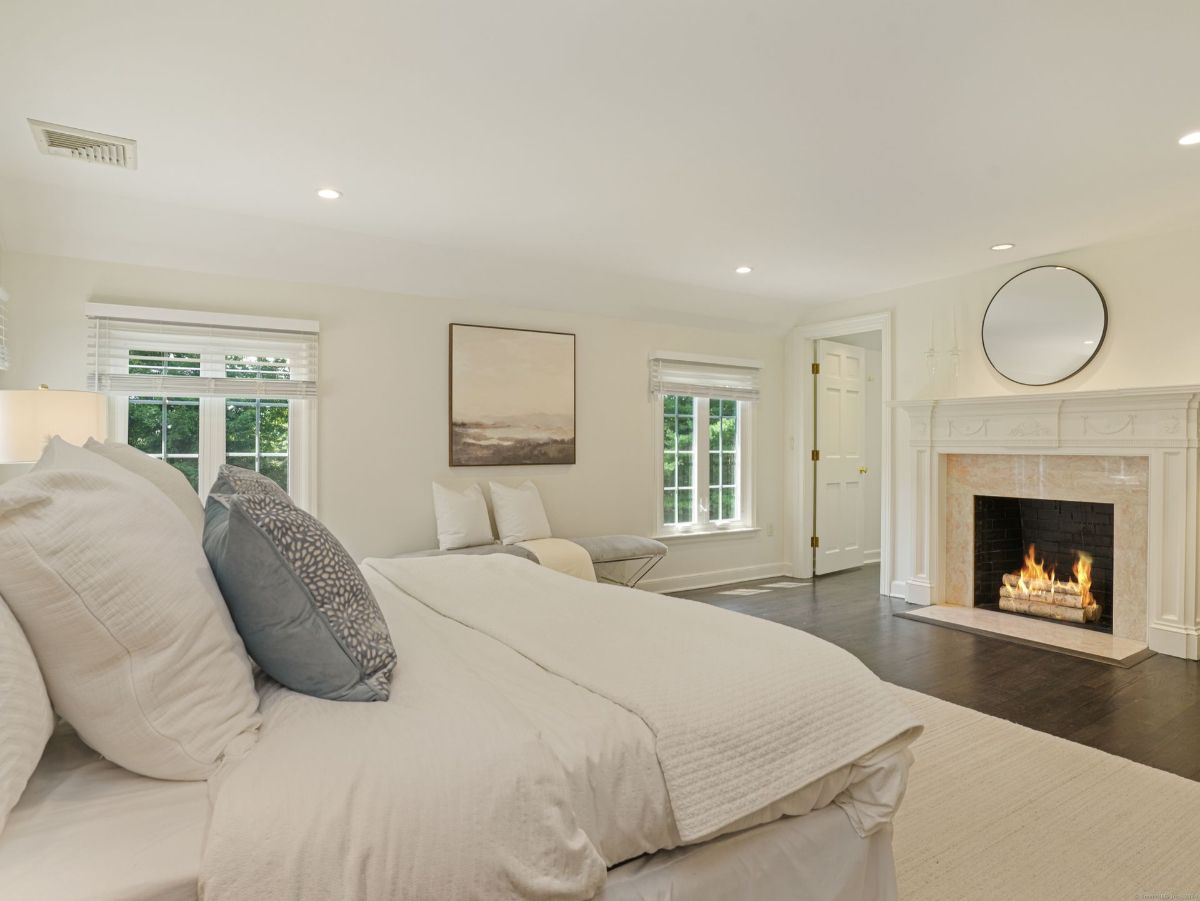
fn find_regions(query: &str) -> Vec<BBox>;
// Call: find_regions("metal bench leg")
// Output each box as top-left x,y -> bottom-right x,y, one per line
595,554 -> 664,588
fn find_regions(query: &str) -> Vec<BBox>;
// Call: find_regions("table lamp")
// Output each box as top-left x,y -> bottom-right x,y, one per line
0,387 -> 108,464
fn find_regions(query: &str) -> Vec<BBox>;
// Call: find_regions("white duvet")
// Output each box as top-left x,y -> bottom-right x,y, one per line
200,557 -> 921,901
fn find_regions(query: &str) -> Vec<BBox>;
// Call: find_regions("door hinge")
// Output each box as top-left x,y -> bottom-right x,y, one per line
810,535 -> 820,548
811,362 -> 820,375
811,449 -> 820,461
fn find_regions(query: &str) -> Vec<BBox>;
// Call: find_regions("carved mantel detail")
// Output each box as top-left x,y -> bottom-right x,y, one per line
949,418 -> 987,438
1082,414 -> 1134,437
1009,418 -> 1050,438
896,386 -> 1200,452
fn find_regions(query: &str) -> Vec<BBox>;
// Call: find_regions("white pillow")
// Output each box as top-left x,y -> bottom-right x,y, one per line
84,438 -> 205,538
32,434 -> 122,477
0,597 -> 54,836
432,482 -> 495,550
0,462 -> 261,781
489,480 -> 553,545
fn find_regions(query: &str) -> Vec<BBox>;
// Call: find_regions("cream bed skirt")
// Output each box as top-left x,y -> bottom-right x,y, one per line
603,806 -> 895,901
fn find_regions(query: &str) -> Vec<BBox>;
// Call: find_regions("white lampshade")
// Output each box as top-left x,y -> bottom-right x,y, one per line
0,389 -> 108,464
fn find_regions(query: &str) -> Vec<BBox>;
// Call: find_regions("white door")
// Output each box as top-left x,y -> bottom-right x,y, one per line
814,339 -> 867,575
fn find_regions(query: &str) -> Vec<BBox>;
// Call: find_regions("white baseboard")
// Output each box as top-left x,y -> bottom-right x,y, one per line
643,561 -> 792,594
1149,622 -> 1200,660
889,580 -> 908,599
863,548 -> 881,564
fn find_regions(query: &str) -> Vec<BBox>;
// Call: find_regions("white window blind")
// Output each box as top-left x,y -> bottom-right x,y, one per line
648,353 -> 761,402
86,303 -> 319,399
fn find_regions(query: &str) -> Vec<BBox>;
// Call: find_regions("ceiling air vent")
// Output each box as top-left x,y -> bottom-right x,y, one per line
28,119 -> 138,169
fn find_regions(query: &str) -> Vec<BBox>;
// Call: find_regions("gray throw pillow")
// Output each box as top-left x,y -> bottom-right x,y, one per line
209,464 -> 291,501
203,486 -> 396,702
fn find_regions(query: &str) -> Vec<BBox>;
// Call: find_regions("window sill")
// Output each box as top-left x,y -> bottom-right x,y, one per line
654,526 -> 761,543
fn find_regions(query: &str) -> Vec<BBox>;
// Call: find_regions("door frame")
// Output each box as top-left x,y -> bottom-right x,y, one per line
787,312 -> 893,595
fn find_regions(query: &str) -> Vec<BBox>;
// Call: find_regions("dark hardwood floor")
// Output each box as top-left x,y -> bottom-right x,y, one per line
675,565 -> 1200,782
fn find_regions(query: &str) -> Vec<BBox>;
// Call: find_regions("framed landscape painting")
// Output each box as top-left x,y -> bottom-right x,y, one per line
449,323 -> 576,466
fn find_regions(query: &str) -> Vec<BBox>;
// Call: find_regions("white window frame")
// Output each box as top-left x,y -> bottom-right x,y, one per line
654,393 -> 755,537
110,396 -> 317,512
91,303 -> 318,512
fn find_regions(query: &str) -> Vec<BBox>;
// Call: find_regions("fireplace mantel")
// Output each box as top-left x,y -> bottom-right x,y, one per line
895,385 -> 1200,451
893,386 -> 1200,659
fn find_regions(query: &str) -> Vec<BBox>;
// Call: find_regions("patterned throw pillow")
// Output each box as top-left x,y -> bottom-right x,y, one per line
209,464 -> 291,501
204,485 -> 396,702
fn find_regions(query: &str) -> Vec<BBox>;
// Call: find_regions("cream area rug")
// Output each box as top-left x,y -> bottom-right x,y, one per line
892,687 -> 1200,900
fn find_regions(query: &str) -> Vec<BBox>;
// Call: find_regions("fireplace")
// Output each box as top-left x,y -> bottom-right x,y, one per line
897,388 -> 1200,659
973,496 -> 1115,633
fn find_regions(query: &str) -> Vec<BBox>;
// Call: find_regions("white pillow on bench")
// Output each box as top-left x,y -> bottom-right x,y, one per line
432,482 -> 495,550
490,480 -> 552,545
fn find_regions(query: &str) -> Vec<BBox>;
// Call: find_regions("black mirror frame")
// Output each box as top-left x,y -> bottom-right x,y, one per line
981,265 -> 1108,387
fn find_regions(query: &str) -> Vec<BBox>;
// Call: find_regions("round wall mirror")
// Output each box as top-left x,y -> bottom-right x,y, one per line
981,266 -> 1107,386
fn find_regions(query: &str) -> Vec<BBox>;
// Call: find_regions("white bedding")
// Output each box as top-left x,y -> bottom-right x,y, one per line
202,570 -> 608,900
369,555 -> 922,841
200,559 -> 920,901
0,722 -> 209,901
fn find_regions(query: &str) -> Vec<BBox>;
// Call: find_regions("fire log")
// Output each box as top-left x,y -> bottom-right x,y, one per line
1001,573 -> 1083,595
999,595 -> 1102,623
999,584 -> 1090,608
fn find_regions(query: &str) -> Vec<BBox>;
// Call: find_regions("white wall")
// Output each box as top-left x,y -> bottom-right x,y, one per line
792,220 -> 1200,595
0,250 -> 789,589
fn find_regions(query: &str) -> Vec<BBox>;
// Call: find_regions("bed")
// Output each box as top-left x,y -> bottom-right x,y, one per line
1,732 -> 895,901
1,733 -> 893,901
1,555 -> 919,901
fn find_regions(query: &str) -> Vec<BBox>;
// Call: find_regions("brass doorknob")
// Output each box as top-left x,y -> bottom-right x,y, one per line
858,466 -> 869,475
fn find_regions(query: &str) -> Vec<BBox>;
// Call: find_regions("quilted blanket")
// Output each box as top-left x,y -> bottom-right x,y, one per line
366,554 -> 922,842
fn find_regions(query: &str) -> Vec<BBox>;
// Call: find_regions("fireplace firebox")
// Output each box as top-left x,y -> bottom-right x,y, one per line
973,495 -> 1115,634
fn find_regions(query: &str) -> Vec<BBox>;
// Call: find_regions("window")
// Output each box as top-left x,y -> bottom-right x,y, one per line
662,395 -> 695,525
225,397 -> 290,492
128,396 -> 201,490
87,304 -> 319,509
652,353 -> 759,535
708,398 -> 739,521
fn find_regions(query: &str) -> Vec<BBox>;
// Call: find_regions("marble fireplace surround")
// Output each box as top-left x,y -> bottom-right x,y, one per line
896,386 -> 1200,660
944,454 -> 1146,642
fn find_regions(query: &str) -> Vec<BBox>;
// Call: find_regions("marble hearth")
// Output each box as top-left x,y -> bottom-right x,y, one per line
895,387 -> 1200,660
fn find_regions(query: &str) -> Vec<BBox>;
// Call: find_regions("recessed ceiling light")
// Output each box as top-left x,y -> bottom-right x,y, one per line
316,187 -> 341,200
735,266 -> 753,275
990,243 -> 1015,251
1178,132 -> 1200,146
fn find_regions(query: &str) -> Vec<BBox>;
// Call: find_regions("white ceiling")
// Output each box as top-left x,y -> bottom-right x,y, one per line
2,0 -> 1199,329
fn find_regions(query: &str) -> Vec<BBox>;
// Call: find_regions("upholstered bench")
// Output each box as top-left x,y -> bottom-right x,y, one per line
399,535 -> 667,588
567,535 -> 667,587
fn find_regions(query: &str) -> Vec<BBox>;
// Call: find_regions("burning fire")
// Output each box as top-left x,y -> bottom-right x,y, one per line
1012,544 -> 1092,604
998,544 -> 1100,623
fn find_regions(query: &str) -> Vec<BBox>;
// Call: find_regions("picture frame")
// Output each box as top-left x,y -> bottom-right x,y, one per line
448,323 -> 576,466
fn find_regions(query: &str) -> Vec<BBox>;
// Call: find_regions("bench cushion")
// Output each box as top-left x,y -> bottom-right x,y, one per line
570,535 -> 668,565
397,544 -> 538,562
